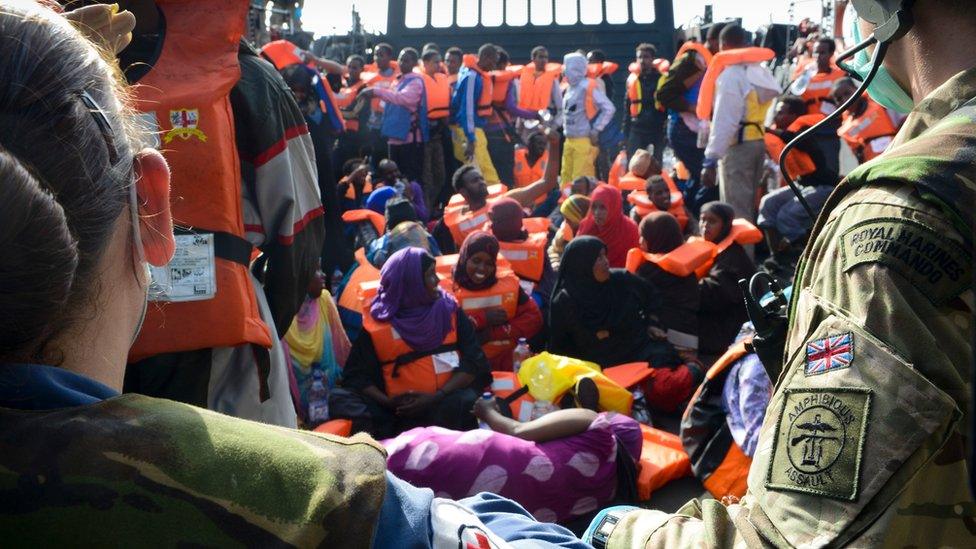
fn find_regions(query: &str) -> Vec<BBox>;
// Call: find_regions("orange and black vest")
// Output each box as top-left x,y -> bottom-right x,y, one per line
627,177 -> 689,229
421,71 -> 451,121
626,60 -> 669,116
764,113 -> 825,180
680,340 -> 752,500
130,0 -> 272,361
839,99 -> 900,163
362,309 -> 459,398
625,239 -> 714,278
448,265 -> 521,363
363,60 -> 400,113
800,65 -> 846,115
491,371 -> 537,421
341,209 -> 386,236
692,219 -> 764,279
513,148 -> 548,188
517,63 -> 562,111
498,217 -> 550,283
443,204 -> 492,247
341,173 -> 373,201
337,79 -> 368,131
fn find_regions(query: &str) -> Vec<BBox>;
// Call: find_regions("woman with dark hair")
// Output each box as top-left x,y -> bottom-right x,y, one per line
452,231 -> 542,371
339,247 -> 490,437
577,184 -> 639,268
697,201 -> 756,356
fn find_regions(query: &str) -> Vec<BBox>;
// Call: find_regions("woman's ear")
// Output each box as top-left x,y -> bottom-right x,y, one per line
133,148 -> 175,266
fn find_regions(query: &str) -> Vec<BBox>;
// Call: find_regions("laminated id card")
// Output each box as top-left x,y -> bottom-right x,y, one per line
149,233 -> 217,302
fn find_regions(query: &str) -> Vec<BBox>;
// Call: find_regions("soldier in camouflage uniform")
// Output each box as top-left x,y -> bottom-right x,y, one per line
589,0 -> 976,546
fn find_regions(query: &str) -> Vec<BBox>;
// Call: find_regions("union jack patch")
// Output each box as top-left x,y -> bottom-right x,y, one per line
805,332 -> 853,376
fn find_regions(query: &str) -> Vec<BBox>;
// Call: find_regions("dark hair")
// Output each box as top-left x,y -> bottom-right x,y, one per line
346,54 -> 365,66
706,22 -> 727,41
399,47 -> 419,63
342,157 -> 367,175
497,48 -> 509,65
422,42 -> 439,53
478,43 -> 498,57
816,37 -> 836,54
421,49 -> 440,62
531,45 -> 548,58
645,174 -> 668,193
0,3 -> 138,361
374,42 -> 394,55
452,164 -> 480,192
636,42 -> 656,56
719,24 -> 748,48
778,94 -> 808,117
446,46 -> 463,58
588,49 -> 606,62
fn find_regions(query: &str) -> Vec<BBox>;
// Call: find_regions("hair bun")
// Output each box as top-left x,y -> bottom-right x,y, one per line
0,150 -> 79,357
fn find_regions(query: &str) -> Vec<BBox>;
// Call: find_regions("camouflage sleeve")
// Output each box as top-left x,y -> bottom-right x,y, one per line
607,183 -> 974,548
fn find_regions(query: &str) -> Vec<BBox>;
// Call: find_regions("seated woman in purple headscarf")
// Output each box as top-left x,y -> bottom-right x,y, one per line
384,402 -> 642,524
338,247 -> 491,438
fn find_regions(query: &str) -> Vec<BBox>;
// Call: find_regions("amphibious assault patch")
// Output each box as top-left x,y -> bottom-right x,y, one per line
805,333 -> 853,376
839,218 -> 971,305
766,388 -> 871,501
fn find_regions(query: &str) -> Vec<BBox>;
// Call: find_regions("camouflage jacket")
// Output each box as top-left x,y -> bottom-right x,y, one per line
607,68 -> 976,548
0,394 -> 387,547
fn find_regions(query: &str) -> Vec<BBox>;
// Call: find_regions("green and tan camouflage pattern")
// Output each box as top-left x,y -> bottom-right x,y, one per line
0,394 -> 387,547
610,68 -> 976,548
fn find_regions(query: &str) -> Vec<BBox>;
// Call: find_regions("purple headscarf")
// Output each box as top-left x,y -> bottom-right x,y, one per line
370,247 -> 458,352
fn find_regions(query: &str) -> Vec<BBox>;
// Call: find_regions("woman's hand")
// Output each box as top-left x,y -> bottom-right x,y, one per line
472,395 -> 499,421
395,391 -> 439,417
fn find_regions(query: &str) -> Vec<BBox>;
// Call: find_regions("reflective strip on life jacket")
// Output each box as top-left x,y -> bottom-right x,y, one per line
421,71 -> 451,120
443,204 -> 492,247
446,184 -> 508,211
680,340 -> 752,500
517,64 -> 562,111
363,311 -> 459,398
625,239 -> 714,278
130,0 -> 272,361
696,47 -> 776,121
498,231 -> 548,282
450,267 -> 521,363
491,371 -> 536,422
341,209 -> 386,236
692,219 -> 764,278
626,70 -> 642,117
839,99 -> 900,162
801,65 -> 846,115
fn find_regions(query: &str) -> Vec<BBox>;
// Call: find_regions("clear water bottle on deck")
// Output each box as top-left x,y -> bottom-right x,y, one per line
478,391 -> 493,430
512,338 -> 533,375
307,368 -> 330,426
630,387 -> 651,425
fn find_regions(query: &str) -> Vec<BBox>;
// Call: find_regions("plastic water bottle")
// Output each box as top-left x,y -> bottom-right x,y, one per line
631,387 -> 651,424
307,368 -> 330,425
478,391 -> 493,430
512,338 -> 533,375
394,178 -> 406,197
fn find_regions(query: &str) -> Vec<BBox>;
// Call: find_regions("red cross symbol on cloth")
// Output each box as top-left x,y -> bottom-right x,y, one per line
466,531 -> 492,549
180,110 -> 191,128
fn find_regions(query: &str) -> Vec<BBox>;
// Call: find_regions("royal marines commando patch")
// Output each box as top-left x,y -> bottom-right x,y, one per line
767,388 -> 872,501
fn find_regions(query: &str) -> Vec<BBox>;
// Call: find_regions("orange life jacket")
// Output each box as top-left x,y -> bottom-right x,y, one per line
341,209 -> 386,236
363,60 -> 400,113
443,204 -> 492,247
636,423 -> 693,501
362,309 -> 459,398
490,69 -> 518,107
337,79 -> 368,131
420,71 -> 451,120
445,184 -> 508,213
680,340 -> 752,500
130,0 -> 272,361
675,41 -> 713,67
261,40 -> 346,133
342,174 -> 373,200
463,54 -> 494,118
604,150 -> 625,189
336,248 -> 381,313
763,113 -> 825,179
616,171 -> 646,192
625,239 -> 714,278
627,193 -> 689,229
491,371 -> 537,422
800,65 -> 846,115
513,148 -> 548,188
498,225 -> 549,282
558,221 -> 575,243
696,47 -> 776,121
583,77 -> 599,120
626,60 -> 670,117
586,61 -> 619,79
692,219 -> 764,278
517,63 -> 562,111
448,267 -> 521,362
838,99 -> 900,162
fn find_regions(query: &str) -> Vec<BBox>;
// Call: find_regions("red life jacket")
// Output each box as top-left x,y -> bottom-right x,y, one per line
624,239 -> 714,278
692,219 -> 764,279
839,99 -> 900,163
130,0 -> 272,361
420,71 -> 451,120
517,63 -> 562,111
763,113 -> 825,179
680,340 -> 753,500
362,310 -> 459,398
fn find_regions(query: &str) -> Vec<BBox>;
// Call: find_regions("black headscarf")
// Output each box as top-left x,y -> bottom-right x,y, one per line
551,236 -> 643,331
701,201 -> 735,243
385,198 -> 418,231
